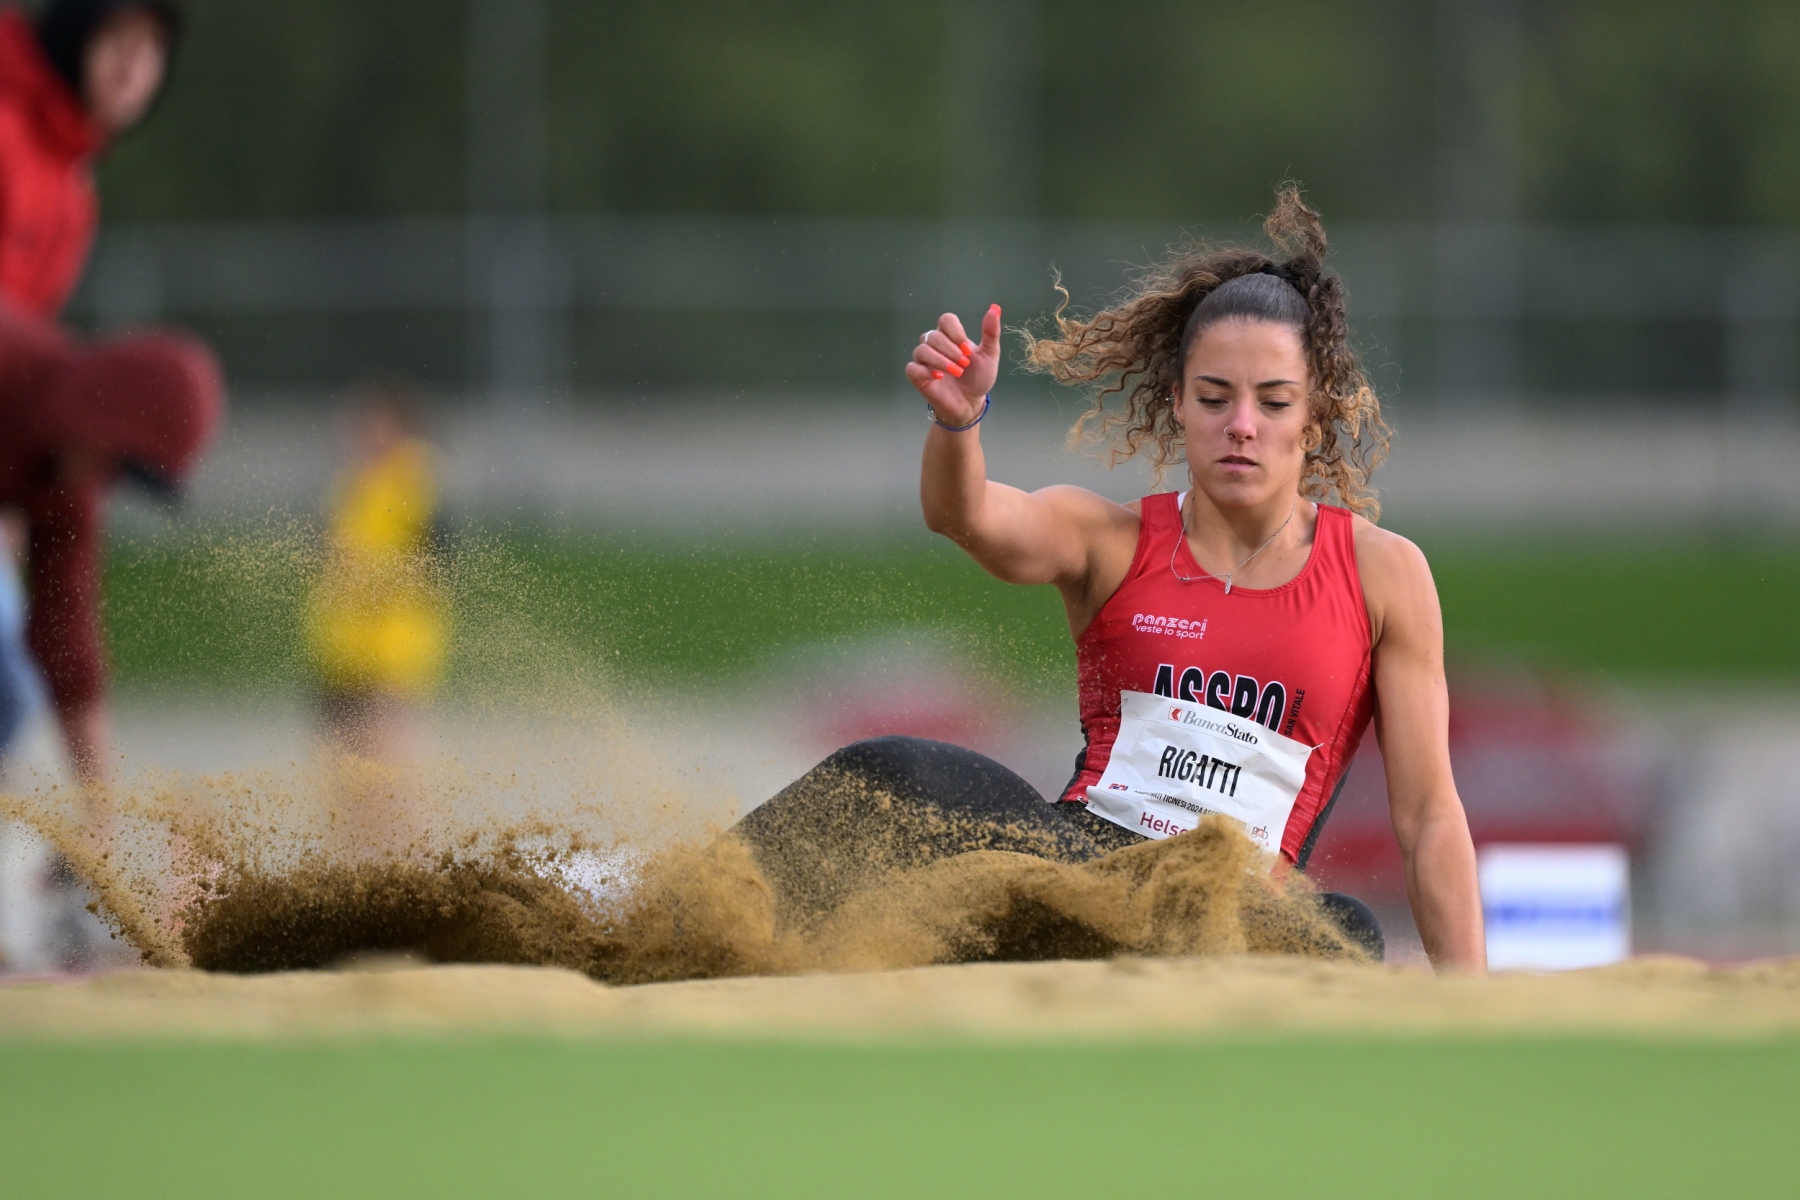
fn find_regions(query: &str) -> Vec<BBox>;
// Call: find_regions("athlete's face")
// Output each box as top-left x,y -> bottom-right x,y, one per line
1175,319 -> 1314,509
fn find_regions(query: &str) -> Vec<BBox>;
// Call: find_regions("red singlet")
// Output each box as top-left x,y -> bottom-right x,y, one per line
1060,492 -> 1377,864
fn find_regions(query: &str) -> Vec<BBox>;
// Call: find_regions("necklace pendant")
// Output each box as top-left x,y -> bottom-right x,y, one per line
1224,579 -> 1233,595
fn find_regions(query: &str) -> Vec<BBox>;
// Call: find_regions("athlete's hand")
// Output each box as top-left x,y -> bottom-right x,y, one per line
905,304 -> 1002,427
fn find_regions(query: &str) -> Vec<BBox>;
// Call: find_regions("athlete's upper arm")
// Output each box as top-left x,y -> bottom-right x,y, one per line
942,481 -> 1137,591
1354,521 -> 1458,837
1354,521 -> 1440,662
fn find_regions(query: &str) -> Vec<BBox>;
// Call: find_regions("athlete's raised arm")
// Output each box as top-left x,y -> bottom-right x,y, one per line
1356,522 -> 1486,971
907,304 -> 1131,606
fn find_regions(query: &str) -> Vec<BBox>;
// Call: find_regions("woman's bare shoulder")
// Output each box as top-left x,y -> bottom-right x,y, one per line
1349,514 -> 1430,578
1031,484 -> 1143,527
1027,486 -> 1146,623
1349,514 -> 1438,638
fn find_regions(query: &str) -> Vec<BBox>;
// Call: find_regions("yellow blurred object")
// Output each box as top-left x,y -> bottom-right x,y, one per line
305,437 -> 448,697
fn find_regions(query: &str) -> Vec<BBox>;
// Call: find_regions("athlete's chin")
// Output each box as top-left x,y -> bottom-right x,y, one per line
1194,473 -> 1275,507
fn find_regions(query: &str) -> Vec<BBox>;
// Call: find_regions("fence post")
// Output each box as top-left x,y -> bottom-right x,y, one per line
1724,238 -> 1798,412
91,231 -> 162,333
1433,0 -> 1524,407
465,0 -> 565,408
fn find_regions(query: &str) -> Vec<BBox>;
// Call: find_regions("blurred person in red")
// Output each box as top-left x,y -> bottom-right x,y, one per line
0,0 -> 179,318
0,306 -> 222,783
0,0 -> 182,770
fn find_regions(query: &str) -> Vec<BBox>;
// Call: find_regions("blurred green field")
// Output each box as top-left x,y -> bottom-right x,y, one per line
0,1035 -> 1792,1198
102,526 -> 1800,695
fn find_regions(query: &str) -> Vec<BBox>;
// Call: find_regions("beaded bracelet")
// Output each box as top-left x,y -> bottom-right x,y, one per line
928,393 -> 989,432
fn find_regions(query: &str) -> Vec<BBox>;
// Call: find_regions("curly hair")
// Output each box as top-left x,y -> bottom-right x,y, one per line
1021,186 -> 1390,520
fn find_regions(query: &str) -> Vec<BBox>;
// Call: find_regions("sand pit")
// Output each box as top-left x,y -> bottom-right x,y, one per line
3,954 -> 1799,1041
6,744 -> 1794,1045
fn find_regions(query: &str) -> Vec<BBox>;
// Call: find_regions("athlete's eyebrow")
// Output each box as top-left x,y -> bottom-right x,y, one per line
1192,375 -> 1300,389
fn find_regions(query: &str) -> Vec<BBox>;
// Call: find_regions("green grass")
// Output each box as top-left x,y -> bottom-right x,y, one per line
102,527 -> 1076,695
1421,540 -> 1800,679
0,1035 -> 1792,1198
101,525 -> 1800,695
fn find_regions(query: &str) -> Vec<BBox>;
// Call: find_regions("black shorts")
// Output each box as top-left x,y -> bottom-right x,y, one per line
731,735 -> 1382,959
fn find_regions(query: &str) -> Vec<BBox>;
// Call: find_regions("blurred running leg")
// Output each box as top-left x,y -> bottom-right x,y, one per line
0,519 -> 43,757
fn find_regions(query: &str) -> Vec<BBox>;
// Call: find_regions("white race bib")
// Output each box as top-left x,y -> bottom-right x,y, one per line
1086,690 -> 1314,856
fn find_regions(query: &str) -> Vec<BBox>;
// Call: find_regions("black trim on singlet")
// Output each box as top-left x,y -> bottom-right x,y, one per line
1294,763 -> 1352,872
1058,739 -> 1089,805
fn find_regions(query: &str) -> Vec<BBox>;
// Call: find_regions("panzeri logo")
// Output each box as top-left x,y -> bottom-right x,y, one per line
1133,613 -> 1207,640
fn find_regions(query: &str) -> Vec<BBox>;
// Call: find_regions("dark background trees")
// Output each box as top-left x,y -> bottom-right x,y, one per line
92,0 -> 1800,226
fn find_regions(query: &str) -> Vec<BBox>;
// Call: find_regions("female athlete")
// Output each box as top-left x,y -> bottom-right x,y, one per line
734,189 -> 1484,971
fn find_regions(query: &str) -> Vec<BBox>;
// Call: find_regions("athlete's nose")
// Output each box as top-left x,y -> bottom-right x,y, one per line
1225,401 -> 1257,442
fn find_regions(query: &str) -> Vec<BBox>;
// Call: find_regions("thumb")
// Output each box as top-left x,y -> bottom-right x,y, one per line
979,303 -> 1002,355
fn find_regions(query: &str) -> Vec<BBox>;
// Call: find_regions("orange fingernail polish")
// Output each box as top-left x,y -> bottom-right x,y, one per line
961,340 -> 975,356
947,363 -> 964,378
958,356 -> 970,368
931,370 -> 944,379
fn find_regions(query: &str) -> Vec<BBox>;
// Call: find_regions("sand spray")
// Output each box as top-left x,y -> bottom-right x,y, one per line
0,522 -> 1363,979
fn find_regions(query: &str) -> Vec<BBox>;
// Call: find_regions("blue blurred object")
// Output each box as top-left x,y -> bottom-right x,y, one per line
0,549 -> 45,757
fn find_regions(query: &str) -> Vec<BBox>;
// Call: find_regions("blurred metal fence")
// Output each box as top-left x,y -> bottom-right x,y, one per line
68,215 -> 1800,407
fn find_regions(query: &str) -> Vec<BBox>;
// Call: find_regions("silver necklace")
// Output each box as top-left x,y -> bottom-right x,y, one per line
1170,493 -> 1298,594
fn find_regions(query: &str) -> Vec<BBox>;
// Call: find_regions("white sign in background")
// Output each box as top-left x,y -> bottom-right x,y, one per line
1479,843 -> 1631,971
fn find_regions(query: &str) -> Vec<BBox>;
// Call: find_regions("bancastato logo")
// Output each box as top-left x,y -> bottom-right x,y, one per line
1152,662 -> 1290,733
1164,703 -> 1261,745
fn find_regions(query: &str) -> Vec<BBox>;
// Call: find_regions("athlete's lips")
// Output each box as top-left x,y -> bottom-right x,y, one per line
1217,455 -> 1258,468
